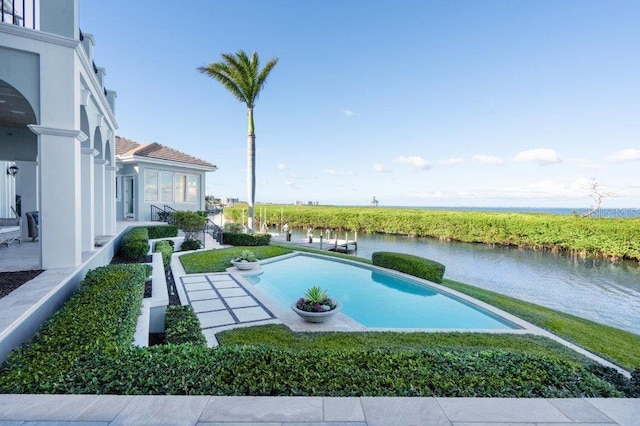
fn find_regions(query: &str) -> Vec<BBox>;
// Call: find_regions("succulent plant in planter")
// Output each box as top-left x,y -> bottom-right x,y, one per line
292,286 -> 341,322
231,250 -> 260,270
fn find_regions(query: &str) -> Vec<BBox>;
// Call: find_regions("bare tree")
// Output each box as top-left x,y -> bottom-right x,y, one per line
582,179 -> 615,218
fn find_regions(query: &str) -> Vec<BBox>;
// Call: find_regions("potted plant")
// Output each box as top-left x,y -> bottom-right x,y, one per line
231,249 -> 260,270
291,286 -> 341,323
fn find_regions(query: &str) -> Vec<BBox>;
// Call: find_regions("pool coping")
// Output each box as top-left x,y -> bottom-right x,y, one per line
172,250 -> 630,377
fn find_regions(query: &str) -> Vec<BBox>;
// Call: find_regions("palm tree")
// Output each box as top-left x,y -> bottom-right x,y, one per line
198,51 -> 278,233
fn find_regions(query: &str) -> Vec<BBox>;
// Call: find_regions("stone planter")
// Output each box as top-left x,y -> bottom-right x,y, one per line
232,260 -> 260,271
291,301 -> 342,323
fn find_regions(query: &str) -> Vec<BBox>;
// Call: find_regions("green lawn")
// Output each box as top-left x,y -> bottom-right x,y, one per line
179,246 -> 292,273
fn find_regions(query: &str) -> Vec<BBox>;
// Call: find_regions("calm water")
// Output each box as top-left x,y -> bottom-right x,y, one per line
246,254 -> 519,329
277,230 -> 640,335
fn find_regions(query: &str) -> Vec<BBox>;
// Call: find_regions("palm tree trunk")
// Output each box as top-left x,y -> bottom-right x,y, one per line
246,107 -> 256,233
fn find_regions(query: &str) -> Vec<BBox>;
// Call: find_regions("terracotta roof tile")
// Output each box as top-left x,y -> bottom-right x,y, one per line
115,136 -> 216,169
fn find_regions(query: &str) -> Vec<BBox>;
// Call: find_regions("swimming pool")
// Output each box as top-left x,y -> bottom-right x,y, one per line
244,254 -> 520,330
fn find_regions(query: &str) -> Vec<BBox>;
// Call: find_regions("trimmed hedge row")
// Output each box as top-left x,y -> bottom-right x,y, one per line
148,225 -> 178,239
223,232 -> 271,246
372,251 -> 445,283
165,306 -> 206,346
154,240 -> 173,268
0,264 -> 148,393
121,227 -> 150,259
38,346 -> 621,397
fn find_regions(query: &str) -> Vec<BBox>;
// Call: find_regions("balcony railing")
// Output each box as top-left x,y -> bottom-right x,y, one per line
1,0 -> 37,30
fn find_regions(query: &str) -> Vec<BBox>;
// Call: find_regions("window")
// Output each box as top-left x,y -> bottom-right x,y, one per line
160,172 -> 174,202
144,171 -> 158,202
187,175 -> 198,202
175,174 -> 186,203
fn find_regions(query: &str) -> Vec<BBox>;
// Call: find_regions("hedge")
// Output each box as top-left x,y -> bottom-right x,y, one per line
30,346 -> 621,397
165,306 -> 206,346
223,232 -> 271,246
0,264 -> 147,393
154,240 -> 173,268
121,227 -> 150,259
372,251 -> 445,283
148,225 -> 178,239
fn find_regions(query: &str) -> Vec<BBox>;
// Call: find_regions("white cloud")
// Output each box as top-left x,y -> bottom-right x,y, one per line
342,109 -> 356,117
394,155 -> 432,170
513,148 -> 562,165
373,163 -> 391,173
439,157 -> 464,166
606,148 -> 640,163
324,169 -> 354,176
471,154 -> 504,165
277,163 -> 287,170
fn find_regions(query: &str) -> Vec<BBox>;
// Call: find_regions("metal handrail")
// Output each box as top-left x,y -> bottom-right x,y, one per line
150,205 -> 163,222
206,218 -> 223,245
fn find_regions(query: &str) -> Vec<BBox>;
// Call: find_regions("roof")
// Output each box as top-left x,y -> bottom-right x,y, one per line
115,136 -> 216,169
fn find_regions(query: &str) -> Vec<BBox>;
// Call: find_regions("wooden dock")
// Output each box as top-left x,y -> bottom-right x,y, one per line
277,236 -> 358,254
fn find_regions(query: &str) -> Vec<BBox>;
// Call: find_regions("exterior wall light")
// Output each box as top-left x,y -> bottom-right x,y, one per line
7,165 -> 19,176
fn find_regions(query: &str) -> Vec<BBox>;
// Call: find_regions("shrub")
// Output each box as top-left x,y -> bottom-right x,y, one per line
164,306 -> 206,346
223,232 -> 271,246
174,211 -> 207,240
180,238 -> 202,251
147,225 -> 178,239
372,251 -> 445,283
154,240 -> 173,268
0,264 -> 147,393
121,227 -> 150,259
224,222 -> 244,233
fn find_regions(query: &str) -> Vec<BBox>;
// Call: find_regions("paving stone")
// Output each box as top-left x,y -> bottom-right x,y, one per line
199,396 -> 323,423
207,274 -> 233,282
210,280 -> 238,289
184,282 -> 212,291
436,398 -> 570,423
182,276 -> 208,284
361,397 -> 450,426
233,306 -> 272,322
198,310 -> 236,328
323,397 -> 365,422
110,395 -> 209,426
191,299 -> 226,313
188,290 -> 219,301
225,295 -> 259,308
549,398 -> 616,423
218,287 -> 247,297
587,398 -> 640,426
0,422 -> 25,426
72,395 -> 134,422
22,422 -> 108,426
0,395 -> 96,421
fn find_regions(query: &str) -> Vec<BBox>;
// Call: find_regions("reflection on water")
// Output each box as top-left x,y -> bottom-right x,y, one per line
279,230 -> 640,335
371,271 -> 437,297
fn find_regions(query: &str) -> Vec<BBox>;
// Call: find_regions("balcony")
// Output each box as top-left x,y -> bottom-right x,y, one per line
1,0 -> 37,30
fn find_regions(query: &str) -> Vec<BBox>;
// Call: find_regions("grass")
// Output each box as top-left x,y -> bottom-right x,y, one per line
179,246 -> 292,273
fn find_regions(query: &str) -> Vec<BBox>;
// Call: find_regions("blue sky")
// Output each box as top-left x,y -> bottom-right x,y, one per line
80,0 -> 640,208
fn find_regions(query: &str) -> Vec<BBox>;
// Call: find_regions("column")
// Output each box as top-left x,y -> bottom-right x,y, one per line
81,148 -> 97,251
94,159 -> 107,236
105,165 -> 117,235
29,125 -> 86,269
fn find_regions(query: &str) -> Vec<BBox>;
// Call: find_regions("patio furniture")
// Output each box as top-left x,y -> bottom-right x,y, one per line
0,217 -> 22,246
26,211 -> 39,242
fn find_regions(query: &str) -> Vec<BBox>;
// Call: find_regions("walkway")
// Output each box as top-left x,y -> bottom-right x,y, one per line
0,394 -> 637,425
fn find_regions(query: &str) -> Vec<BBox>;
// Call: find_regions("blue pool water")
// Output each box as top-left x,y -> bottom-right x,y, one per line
244,254 -> 520,329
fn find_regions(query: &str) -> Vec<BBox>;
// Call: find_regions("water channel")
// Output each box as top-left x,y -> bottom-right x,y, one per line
275,229 -> 640,335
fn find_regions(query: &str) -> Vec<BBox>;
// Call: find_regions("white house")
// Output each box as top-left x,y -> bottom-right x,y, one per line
1,0 -> 118,269
115,136 -> 217,221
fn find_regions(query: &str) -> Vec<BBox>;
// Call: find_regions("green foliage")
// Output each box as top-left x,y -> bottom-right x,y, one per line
224,222 -> 244,233
223,232 -> 271,246
180,246 -> 291,274
0,264 -> 147,393
180,238 -> 203,251
121,227 -> 150,259
154,240 -> 173,268
304,286 -> 329,304
147,225 -> 178,239
233,249 -> 257,262
165,306 -> 206,346
174,211 -> 207,240
226,205 -> 640,261
372,251 -> 445,283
